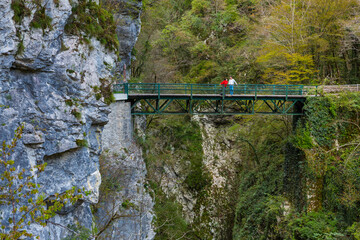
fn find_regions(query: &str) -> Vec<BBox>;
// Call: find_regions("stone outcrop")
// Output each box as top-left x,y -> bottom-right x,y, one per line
97,102 -> 154,239
146,114 -> 241,239
0,0 -> 152,239
113,0 -> 142,81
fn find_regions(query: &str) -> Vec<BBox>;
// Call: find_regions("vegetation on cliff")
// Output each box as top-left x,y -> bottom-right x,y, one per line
65,0 -> 119,52
132,0 -> 360,239
0,125 -> 88,239
133,0 -> 360,85
138,115 -> 212,239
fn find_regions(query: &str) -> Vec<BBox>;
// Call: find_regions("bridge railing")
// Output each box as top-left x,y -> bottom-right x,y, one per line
113,83 -> 305,96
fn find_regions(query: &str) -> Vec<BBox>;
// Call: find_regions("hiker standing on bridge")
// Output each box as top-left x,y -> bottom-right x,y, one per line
220,78 -> 228,87
220,78 -> 228,95
228,76 -> 238,95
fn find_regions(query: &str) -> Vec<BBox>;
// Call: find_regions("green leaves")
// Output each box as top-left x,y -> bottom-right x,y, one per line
0,125 -> 90,238
64,0 -> 119,52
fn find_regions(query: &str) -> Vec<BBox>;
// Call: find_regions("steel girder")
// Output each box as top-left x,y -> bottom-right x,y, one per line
129,97 -> 305,115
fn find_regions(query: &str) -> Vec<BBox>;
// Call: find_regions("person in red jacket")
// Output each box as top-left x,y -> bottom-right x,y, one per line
220,79 -> 228,87
220,79 -> 228,95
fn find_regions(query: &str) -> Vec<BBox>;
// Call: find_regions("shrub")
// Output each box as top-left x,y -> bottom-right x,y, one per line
75,139 -> 88,148
65,0 -> 119,52
71,109 -> 82,120
30,5 -> 53,30
11,0 -> 31,24
286,211 -> 344,240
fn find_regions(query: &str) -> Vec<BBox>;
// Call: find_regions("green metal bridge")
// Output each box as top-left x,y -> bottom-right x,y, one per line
113,83 -> 317,115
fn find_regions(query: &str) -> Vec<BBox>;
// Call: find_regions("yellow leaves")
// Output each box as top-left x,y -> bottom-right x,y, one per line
257,0 -> 360,83
258,51 -> 316,84
189,41 -> 210,58
191,0 -> 211,16
341,179 -> 360,208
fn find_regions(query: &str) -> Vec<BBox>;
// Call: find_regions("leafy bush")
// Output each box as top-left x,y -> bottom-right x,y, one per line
75,139 -> 88,147
30,5 -> 53,30
65,0 -> 119,52
286,211 -> 344,240
11,0 -> 31,24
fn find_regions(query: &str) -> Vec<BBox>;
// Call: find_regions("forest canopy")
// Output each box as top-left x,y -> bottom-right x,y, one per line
132,0 -> 360,85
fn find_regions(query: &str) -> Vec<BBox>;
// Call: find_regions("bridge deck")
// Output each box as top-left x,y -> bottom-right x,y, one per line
114,83 -> 312,115
128,93 -> 307,99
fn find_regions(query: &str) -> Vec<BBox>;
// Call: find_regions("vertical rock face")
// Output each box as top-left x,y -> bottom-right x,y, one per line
97,102 -> 154,239
113,0 -> 142,81
151,115 -> 241,239
0,0 -> 149,239
193,115 -> 241,239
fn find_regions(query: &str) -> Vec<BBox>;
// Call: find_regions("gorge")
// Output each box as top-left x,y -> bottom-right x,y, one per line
1,0 -> 360,239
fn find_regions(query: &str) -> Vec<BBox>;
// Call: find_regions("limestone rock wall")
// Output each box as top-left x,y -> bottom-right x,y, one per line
149,115 -> 241,239
0,0 -> 150,239
113,0 -> 142,81
193,115 -> 241,239
98,102 -> 154,239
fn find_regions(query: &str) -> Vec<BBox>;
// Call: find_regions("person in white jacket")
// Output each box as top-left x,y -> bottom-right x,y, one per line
228,77 -> 238,95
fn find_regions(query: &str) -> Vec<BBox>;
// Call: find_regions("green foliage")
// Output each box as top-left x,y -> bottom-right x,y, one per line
348,222 -> 360,240
65,99 -> 74,107
286,211 -> 343,240
150,183 -> 192,240
30,4 -> 53,30
133,0 -> 360,84
12,0 -> 53,30
0,125 -> 85,239
303,96 -> 337,148
233,157 -> 285,239
97,151 -> 123,200
121,199 -> 136,210
60,41 -> 70,51
143,116 -> 210,193
184,160 -> 211,192
65,0 -> 119,52
91,78 -> 116,105
132,1 -> 360,238
293,123 -> 314,149
103,92 -> 115,105
71,109 -> 82,120
133,0 -> 251,84
186,60 -> 217,83
138,115 -> 211,239
287,92 -> 360,234
257,52 -> 316,84
75,139 -> 88,148
63,223 -> 94,240
11,0 -> 31,24
232,115 -> 295,239
191,0 -> 211,16
16,39 -> 25,56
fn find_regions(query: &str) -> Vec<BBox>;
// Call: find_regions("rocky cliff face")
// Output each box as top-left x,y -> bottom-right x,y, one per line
143,115 -> 241,239
97,102 -> 154,239
114,0 -> 142,80
0,0 -> 151,239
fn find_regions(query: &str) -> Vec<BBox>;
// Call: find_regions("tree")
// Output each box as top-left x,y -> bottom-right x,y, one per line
257,0 -> 359,83
0,125 -> 87,239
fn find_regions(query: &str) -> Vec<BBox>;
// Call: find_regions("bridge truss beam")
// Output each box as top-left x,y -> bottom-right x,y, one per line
128,96 -> 305,115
